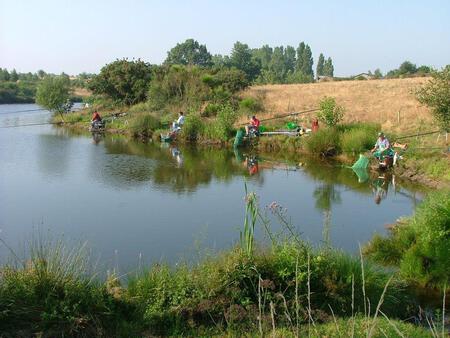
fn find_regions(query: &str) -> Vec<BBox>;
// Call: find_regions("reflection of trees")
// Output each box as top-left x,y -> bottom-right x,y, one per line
37,133 -> 71,178
97,138 -> 248,193
313,184 -> 341,246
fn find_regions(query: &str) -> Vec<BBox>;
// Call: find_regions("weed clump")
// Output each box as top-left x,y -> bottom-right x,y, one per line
304,128 -> 341,156
131,114 -> 160,139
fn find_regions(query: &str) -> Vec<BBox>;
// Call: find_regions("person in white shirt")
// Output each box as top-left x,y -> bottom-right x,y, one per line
172,112 -> 185,131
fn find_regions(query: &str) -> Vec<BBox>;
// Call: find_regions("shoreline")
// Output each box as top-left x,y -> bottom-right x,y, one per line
55,117 -> 449,190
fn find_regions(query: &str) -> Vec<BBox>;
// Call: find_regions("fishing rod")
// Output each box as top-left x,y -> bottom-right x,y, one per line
394,129 -> 442,140
240,108 -> 319,126
0,121 -> 88,129
1,108 -> 47,114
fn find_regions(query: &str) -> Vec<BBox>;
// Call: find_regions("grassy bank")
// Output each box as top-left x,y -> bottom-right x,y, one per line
364,190 -> 450,288
0,239 -> 435,337
1,190 -> 448,337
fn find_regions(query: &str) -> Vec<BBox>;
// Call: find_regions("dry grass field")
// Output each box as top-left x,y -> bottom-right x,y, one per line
241,77 -> 436,134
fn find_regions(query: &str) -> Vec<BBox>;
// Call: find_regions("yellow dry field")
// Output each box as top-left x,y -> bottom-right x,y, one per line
73,87 -> 91,97
241,77 -> 435,134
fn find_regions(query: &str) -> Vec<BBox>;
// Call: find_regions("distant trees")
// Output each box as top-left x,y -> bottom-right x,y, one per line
323,57 -> 334,77
296,42 -> 314,81
229,41 -> 260,82
162,40 -> 336,85
316,54 -> 325,77
36,76 -> 72,117
416,66 -> 450,131
165,39 -> 212,67
90,59 -> 153,105
316,54 -> 334,77
386,61 -> 431,78
0,68 -> 10,81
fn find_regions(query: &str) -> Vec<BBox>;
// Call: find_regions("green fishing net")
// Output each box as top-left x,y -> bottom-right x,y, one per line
351,154 -> 370,170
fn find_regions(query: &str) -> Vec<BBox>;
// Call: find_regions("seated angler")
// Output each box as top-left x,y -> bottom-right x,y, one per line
245,115 -> 260,136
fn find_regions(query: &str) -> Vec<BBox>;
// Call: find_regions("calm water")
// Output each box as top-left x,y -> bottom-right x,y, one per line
0,104 -> 426,272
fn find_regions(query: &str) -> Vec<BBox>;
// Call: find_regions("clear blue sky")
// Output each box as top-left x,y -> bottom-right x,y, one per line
1,0 -> 449,76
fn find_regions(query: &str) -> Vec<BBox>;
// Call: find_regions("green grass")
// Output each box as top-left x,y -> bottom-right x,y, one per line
364,190 -> 450,287
340,123 -> 380,153
0,236 -> 137,337
304,128 -> 341,156
130,114 -> 160,139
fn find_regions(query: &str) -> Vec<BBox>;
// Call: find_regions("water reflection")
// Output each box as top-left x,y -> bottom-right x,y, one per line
313,184 -> 342,246
37,133 -> 72,178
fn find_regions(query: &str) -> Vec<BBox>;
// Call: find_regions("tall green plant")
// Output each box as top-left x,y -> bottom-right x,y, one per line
36,76 -> 72,118
240,185 -> 258,258
317,97 -> 344,127
416,65 -> 450,132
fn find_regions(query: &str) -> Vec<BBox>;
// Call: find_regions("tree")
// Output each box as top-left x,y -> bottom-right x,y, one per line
398,61 -> 417,75
165,39 -> 212,67
10,69 -> 18,82
36,76 -> 72,118
296,42 -> 306,71
295,42 -> 314,82
0,68 -> 10,81
316,53 -> 325,77
317,96 -> 344,126
252,45 -> 273,70
90,59 -> 152,105
323,57 -> 334,77
230,41 -> 261,81
284,45 -> 296,73
37,70 -> 46,79
373,69 -> 383,79
416,66 -> 450,131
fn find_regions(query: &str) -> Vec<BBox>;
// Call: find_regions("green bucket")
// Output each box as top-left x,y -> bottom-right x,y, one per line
286,122 -> 298,130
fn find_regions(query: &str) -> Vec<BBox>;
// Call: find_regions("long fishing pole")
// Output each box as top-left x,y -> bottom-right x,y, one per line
239,108 -> 319,126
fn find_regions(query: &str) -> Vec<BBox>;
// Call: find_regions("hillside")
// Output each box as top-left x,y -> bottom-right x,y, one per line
241,77 -> 435,133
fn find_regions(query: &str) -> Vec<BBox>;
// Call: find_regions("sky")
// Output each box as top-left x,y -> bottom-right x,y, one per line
1,0 -> 449,76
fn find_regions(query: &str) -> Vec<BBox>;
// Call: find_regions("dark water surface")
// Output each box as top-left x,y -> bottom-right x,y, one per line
0,104 -> 426,272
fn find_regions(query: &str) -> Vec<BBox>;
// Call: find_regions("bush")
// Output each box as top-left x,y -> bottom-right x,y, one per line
239,97 -> 263,114
180,114 -> 204,140
200,105 -> 238,141
304,128 -> 341,156
317,97 -> 344,127
131,114 -> 160,138
89,59 -> 153,106
340,124 -> 379,153
201,103 -> 221,117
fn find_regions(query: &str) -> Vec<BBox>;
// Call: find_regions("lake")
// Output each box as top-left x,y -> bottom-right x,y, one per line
0,104 -> 426,273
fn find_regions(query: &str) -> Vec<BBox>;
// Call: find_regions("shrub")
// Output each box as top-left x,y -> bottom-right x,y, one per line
89,59 -> 153,106
304,128 -> 341,156
131,114 -> 160,138
239,97 -> 263,114
128,101 -> 152,114
180,114 -> 204,140
201,103 -> 221,117
317,97 -> 344,127
340,125 -> 378,153
201,105 -> 238,141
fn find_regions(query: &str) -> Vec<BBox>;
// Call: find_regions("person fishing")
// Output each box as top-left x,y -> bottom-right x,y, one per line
370,132 -> 395,168
245,115 -> 260,136
91,110 -> 102,123
312,118 -> 319,132
172,111 -> 185,131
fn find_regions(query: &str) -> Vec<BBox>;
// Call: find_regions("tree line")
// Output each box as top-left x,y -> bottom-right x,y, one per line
163,39 -> 334,84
